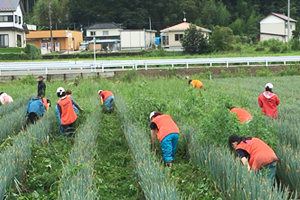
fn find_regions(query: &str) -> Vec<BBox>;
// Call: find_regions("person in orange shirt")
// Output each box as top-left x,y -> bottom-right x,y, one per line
228,134 -> 278,181
98,90 -> 114,113
188,79 -> 203,89
230,107 -> 252,124
150,111 -> 179,167
56,87 -> 83,137
258,83 -> 280,119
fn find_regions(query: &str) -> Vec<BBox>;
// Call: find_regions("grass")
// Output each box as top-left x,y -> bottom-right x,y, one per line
0,47 -> 25,54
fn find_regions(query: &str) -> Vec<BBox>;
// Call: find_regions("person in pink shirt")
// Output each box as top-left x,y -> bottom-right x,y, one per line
258,83 -> 280,119
0,92 -> 13,105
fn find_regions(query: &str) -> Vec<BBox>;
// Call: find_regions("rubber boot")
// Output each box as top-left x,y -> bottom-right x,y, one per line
165,162 -> 173,168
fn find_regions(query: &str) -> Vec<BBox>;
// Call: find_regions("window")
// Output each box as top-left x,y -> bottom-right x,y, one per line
0,15 -> 13,22
175,34 -> 183,41
103,31 -> 109,36
90,31 -> 96,36
15,15 -> 18,23
0,35 -> 9,47
19,16 -> 21,24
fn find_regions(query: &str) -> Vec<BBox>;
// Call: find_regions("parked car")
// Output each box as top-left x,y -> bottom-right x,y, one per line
79,43 -> 89,51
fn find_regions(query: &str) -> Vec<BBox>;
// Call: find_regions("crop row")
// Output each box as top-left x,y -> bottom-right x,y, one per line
115,95 -> 186,200
0,95 -> 32,118
59,100 -> 101,200
185,127 -> 295,200
0,107 -> 27,145
0,112 -> 55,198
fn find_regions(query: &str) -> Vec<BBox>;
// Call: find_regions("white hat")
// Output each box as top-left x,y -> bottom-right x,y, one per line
149,111 -> 156,120
265,83 -> 273,89
56,87 -> 65,96
98,90 -> 102,94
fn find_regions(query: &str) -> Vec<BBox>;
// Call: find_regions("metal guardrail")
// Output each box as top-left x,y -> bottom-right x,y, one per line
0,56 -> 300,75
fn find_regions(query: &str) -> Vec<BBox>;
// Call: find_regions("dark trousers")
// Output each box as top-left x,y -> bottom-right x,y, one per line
61,120 -> 76,137
28,113 -> 40,124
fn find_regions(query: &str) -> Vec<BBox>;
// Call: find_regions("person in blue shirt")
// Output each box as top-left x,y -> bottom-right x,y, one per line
26,96 -> 47,124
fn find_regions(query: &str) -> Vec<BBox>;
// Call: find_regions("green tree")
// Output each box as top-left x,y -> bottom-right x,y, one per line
200,0 -> 230,29
229,18 -> 245,35
29,0 -> 69,29
181,24 -> 210,54
210,25 -> 234,51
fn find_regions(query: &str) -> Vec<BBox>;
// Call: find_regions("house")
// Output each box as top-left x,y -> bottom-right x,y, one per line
0,0 -> 28,47
85,22 -> 123,50
160,21 -> 211,49
26,30 -> 83,54
120,29 -> 156,50
259,12 -> 297,42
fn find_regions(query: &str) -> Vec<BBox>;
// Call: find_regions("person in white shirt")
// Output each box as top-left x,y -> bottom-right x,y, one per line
0,92 -> 13,105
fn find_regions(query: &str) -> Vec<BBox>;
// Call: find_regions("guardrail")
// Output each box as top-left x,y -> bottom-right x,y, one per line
0,56 -> 300,75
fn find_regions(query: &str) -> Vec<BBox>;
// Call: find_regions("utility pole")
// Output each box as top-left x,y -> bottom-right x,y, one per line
288,0 -> 290,41
149,17 -> 151,30
48,0 -> 53,52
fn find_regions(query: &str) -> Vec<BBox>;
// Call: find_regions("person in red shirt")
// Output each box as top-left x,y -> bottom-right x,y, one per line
150,111 -> 179,167
98,90 -> 114,113
228,134 -> 278,181
258,83 -> 280,119
230,107 -> 252,124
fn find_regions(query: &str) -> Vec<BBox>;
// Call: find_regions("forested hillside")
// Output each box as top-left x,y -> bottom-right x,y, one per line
23,0 -> 299,37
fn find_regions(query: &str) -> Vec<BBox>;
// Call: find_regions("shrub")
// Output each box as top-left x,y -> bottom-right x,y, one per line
210,25 -> 234,51
0,53 -> 29,60
181,24 -> 211,54
24,44 -> 41,60
255,46 -> 265,51
20,74 -> 36,85
119,70 -> 138,83
220,70 -> 234,78
256,67 -> 274,77
234,68 -> 251,77
290,38 -> 300,51
165,67 -> 177,78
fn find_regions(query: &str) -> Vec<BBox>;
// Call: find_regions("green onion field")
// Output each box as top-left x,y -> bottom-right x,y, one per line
0,73 -> 299,199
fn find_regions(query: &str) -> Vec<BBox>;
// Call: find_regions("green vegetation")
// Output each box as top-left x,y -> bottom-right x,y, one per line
0,48 -> 25,53
1,72 -> 300,199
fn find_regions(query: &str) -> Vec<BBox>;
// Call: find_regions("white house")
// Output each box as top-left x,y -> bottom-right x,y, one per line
259,12 -> 297,42
160,21 -> 211,50
0,0 -> 27,47
120,29 -> 156,50
85,22 -> 123,51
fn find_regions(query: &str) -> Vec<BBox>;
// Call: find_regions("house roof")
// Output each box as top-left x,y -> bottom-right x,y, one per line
86,22 -> 122,30
0,0 -> 20,11
259,12 -> 297,23
160,22 -> 211,33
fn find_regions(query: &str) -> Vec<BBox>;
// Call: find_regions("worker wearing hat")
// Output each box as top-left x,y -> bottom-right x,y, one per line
188,79 -> 203,89
37,75 -> 46,98
98,90 -> 114,113
55,87 -> 83,137
26,96 -> 48,124
150,111 -> 179,167
228,134 -> 278,181
0,92 -> 13,105
258,83 -> 280,119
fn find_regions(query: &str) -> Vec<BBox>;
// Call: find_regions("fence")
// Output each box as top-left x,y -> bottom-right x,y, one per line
1,56 -> 300,75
